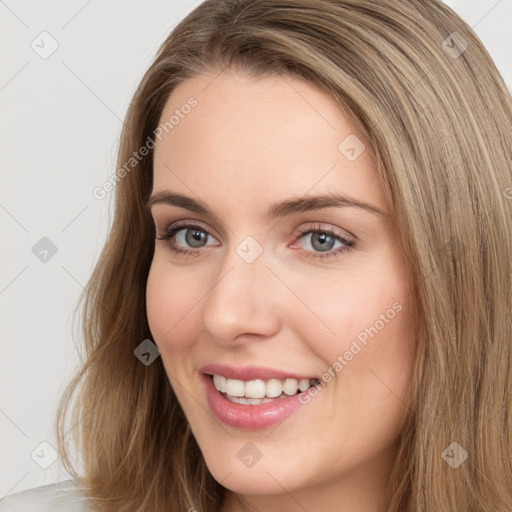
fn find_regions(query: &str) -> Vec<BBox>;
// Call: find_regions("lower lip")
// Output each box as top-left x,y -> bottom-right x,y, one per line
201,374 -> 311,429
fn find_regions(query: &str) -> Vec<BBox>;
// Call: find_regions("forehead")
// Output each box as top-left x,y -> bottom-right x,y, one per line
152,70 -> 387,217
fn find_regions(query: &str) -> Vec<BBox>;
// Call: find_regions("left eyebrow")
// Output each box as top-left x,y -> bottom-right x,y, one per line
266,193 -> 384,218
145,191 -> 385,218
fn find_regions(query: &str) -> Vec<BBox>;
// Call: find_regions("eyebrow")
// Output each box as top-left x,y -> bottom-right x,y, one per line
146,191 -> 384,219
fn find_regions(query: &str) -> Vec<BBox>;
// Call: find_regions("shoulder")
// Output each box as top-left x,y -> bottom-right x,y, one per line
0,479 -> 98,512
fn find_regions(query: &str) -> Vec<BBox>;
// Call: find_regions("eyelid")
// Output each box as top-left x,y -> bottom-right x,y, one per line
294,221 -> 356,243
156,218 -> 220,239
290,223 -> 354,254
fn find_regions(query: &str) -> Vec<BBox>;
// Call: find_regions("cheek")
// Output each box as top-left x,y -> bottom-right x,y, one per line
302,267 -> 414,400
302,279 -> 414,462
145,259 -> 202,352
335,292 -> 414,429
293,265 -> 411,353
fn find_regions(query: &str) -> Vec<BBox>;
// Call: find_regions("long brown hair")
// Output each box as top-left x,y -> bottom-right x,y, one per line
56,1 -> 512,510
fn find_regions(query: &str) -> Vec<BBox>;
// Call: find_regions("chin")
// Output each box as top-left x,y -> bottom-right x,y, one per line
198,441 -> 314,496
208,462 -> 302,495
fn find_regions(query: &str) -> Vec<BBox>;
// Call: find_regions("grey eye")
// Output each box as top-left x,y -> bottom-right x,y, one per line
177,228 -> 210,248
300,232 -> 344,253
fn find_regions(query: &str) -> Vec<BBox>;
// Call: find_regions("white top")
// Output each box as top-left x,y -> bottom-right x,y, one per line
0,480 -> 97,512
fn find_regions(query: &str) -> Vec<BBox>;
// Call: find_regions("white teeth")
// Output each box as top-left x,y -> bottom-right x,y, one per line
298,378 -> 310,392
211,374 -> 317,400
213,374 -> 227,393
244,379 -> 266,399
282,378 -> 298,395
266,378 -> 283,398
225,378 -> 245,397
226,395 -> 280,405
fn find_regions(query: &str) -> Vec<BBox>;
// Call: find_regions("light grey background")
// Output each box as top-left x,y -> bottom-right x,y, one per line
1,0 -> 511,498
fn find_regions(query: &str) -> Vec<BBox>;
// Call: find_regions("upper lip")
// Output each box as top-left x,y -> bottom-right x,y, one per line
199,363 -> 317,381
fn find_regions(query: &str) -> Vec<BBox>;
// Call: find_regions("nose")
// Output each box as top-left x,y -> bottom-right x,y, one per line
200,241 -> 282,345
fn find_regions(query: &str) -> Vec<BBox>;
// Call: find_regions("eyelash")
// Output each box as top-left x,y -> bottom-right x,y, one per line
155,221 -> 354,260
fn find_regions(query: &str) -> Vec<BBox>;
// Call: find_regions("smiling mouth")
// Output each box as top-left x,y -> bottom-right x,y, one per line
208,374 -> 321,405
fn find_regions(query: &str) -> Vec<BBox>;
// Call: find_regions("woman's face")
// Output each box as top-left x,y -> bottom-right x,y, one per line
146,70 -> 415,510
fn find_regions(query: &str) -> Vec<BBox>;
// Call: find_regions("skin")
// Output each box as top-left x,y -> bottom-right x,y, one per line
146,70 -> 415,512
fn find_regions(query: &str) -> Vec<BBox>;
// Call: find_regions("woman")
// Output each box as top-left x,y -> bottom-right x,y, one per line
2,0 -> 511,510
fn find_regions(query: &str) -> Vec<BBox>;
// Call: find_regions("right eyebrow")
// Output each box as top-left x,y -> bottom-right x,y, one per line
146,191 -> 228,230
146,191 -> 210,215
